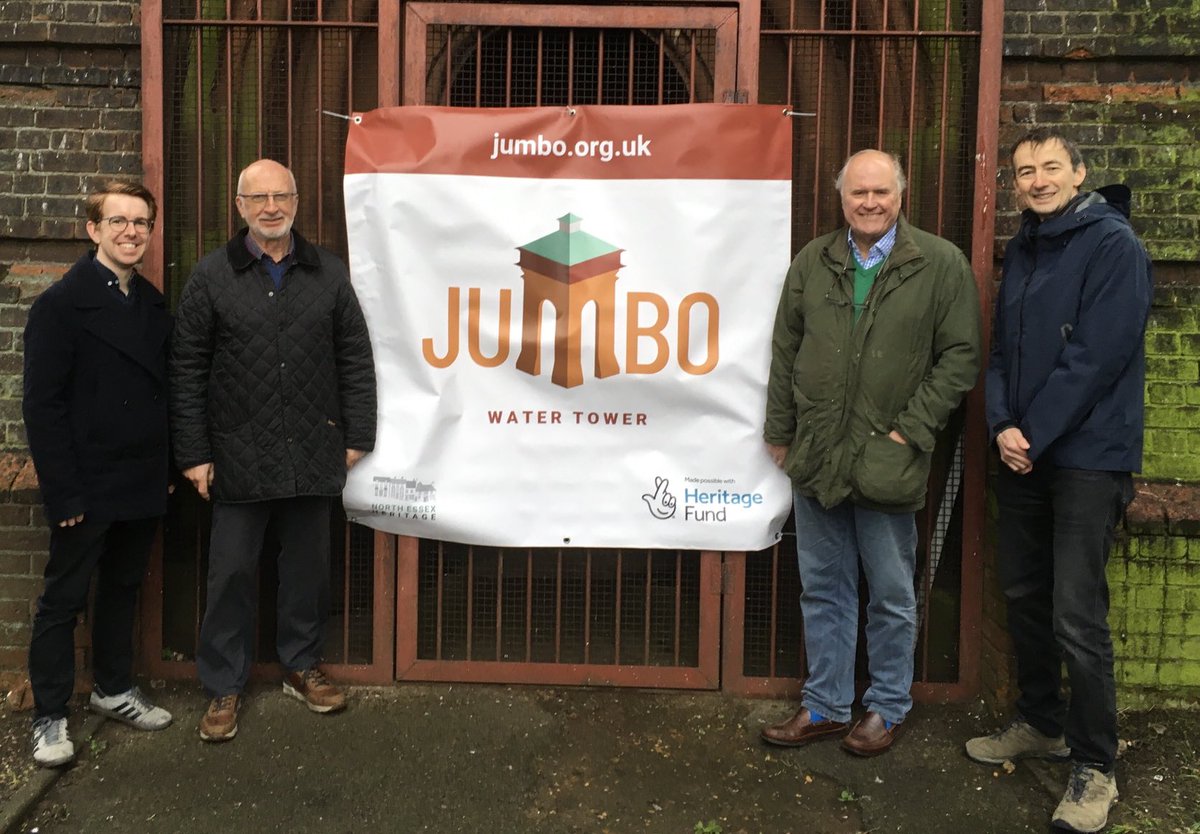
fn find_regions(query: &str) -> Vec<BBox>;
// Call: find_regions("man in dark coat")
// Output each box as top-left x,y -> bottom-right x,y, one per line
170,159 -> 376,743
23,181 -> 174,767
966,128 -> 1152,834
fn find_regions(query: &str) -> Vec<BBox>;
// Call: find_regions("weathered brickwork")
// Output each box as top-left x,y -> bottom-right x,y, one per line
1111,484 -> 1200,705
983,0 -> 1200,710
0,1 -> 143,689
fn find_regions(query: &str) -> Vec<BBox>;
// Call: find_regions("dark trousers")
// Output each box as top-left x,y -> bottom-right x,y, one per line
29,516 -> 159,720
996,465 -> 1133,771
197,497 -> 331,697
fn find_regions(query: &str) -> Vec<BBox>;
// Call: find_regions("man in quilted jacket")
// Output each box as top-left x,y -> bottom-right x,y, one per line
170,159 -> 377,743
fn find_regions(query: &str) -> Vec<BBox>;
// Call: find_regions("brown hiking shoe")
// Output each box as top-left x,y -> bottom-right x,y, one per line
199,694 -> 240,742
283,667 -> 346,714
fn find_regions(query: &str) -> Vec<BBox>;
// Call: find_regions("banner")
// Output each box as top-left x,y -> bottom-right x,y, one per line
343,104 -> 793,549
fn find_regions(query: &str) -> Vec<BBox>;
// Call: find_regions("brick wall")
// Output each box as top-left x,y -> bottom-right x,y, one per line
982,0 -> 1200,710
0,1 -> 144,690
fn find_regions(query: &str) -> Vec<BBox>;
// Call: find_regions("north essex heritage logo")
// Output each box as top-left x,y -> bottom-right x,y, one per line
370,476 -> 437,520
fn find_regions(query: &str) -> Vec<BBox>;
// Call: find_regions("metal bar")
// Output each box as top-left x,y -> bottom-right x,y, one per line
316,29 -> 325,242
341,522 -> 351,661
626,30 -> 634,103
525,550 -> 533,662
614,551 -> 623,664
255,24 -> 264,161
596,29 -> 604,102
535,28 -> 543,107
378,0 -> 399,106
495,549 -> 503,661
435,541 -> 444,660
768,545 -> 780,678
906,38 -> 918,205
567,29 -> 574,105
876,38 -> 887,146
465,545 -> 474,661
286,28 -> 294,165
475,28 -> 482,107
140,0 -> 166,291
813,12 -> 828,240
688,32 -> 696,102
193,27 -> 204,266
444,27 -> 453,105
554,550 -> 563,663
643,552 -> 652,664
936,39 -> 951,233
164,19 -> 378,28
505,28 -> 513,107
758,28 -> 981,37
845,34 -> 857,161
735,0 -> 762,102
673,552 -> 682,665
583,550 -> 592,664
656,31 -> 665,104
394,535 -> 420,678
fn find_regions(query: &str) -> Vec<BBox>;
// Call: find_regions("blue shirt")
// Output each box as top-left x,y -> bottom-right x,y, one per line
244,233 -> 295,290
848,223 -> 898,269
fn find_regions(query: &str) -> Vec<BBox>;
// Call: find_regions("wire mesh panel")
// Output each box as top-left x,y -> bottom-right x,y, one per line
728,412 -> 971,697
142,4 -> 390,681
161,14 -> 378,305
416,542 -> 701,667
152,498 -> 383,673
758,0 -> 981,254
395,4 -> 734,689
422,25 -> 713,106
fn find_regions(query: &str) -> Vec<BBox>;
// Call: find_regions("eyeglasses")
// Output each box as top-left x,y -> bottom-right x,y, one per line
238,192 -> 298,206
101,216 -> 154,233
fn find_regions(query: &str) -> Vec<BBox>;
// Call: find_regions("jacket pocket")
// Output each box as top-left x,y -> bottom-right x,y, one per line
783,389 -> 825,484
850,431 -> 930,507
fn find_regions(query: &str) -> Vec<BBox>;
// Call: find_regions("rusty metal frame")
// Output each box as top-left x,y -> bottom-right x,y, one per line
397,3 -> 742,106
395,539 -> 723,688
719,0 -> 1004,702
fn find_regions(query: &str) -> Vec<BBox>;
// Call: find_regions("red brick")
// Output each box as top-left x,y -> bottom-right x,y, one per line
1043,84 -> 1106,102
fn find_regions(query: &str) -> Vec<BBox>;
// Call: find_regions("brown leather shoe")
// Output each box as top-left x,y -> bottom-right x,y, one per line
841,711 -> 903,757
283,667 -> 346,714
199,694 -> 240,742
760,708 -> 848,747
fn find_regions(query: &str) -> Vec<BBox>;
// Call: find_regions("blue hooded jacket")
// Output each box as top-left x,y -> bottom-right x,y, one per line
985,185 -> 1152,472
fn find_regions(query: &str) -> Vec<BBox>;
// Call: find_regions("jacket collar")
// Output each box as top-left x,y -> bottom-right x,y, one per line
64,252 -> 165,310
63,252 -> 168,381
225,228 -> 321,272
825,214 -> 924,275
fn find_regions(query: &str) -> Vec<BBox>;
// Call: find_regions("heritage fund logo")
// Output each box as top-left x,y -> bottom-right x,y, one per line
370,476 -> 437,520
421,214 -> 720,389
647,476 -> 767,524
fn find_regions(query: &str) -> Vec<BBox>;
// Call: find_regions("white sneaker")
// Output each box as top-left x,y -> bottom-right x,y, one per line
32,717 -> 75,767
89,686 -> 173,730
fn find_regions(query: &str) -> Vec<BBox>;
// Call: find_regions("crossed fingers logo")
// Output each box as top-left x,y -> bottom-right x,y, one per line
641,476 -> 676,520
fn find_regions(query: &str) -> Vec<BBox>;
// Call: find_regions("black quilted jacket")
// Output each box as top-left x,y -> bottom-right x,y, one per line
169,229 -> 377,502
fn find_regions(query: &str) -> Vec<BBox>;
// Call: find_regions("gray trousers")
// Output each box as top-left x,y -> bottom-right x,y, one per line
197,497 -> 332,697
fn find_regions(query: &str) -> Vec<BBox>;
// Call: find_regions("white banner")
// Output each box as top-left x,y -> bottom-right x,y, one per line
343,105 -> 793,549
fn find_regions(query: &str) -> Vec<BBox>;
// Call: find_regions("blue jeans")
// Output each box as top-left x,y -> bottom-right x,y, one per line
996,465 -> 1132,770
793,493 -> 917,725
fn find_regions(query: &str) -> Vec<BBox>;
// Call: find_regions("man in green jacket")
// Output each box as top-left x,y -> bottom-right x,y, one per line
759,150 -> 981,756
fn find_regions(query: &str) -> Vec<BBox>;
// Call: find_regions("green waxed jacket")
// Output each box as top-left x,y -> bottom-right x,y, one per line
764,216 -> 982,512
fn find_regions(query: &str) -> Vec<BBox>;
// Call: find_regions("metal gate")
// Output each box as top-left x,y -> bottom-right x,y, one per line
140,0 -> 1000,698
388,2 -> 743,689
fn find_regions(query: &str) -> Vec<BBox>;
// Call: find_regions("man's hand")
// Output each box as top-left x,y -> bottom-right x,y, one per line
346,449 -> 366,470
183,463 -> 215,500
766,443 -> 789,468
58,514 -> 84,528
887,430 -> 907,445
996,427 -> 1033,474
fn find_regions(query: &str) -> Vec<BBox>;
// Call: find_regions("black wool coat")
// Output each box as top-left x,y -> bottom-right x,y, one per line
22,253 -> 171,524
169,229 -> 377,502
